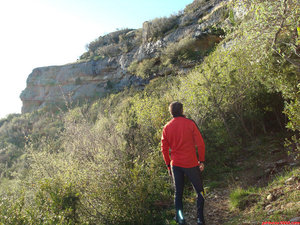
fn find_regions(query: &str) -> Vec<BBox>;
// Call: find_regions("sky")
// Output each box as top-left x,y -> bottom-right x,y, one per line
0,0 -> 194,119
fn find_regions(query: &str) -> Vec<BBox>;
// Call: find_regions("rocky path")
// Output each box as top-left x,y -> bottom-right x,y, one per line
184,189 -> 232,225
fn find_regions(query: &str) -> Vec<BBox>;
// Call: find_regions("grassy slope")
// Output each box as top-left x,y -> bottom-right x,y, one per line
0,0 -> 299,224
163,134 -> 299,225
226,167 -> 300,224
225,134 -> 300,224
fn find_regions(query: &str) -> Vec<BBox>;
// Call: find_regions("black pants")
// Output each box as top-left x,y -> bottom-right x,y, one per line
172,165 -> 205,222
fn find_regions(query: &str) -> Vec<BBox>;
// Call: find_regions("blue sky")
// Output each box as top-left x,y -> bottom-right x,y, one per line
0,0 -> 193,119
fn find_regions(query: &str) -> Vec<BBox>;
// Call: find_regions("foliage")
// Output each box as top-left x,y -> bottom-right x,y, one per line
0,111 -> 63,179
147,15 -> 179,41
86,28 -> 133,52
95,44 -> 121,58
235,0 -> 300,155
229,187 -> 258,210
227,167 -> 300,224
128,58 -> 161,79
184,0 -> 209,14
161,36 -> 200,65
80,28 -> 139,60
129,33 -> 221,78
0,0 -> 299,223
20,107 -> 172,224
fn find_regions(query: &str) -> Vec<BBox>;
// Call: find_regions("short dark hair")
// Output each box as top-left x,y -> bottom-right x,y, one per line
169,101 -> 183,117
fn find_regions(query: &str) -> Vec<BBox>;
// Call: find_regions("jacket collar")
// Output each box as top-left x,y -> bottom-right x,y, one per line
173,115 -> 186,118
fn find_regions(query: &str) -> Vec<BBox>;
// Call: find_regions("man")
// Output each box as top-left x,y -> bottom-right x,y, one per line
161,101 -> 205,225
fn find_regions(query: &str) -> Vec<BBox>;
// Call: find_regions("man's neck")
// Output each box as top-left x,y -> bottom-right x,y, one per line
173,115 -> 185,118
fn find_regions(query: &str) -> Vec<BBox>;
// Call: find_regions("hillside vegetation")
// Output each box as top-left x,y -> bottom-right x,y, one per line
0,0 -> 299,224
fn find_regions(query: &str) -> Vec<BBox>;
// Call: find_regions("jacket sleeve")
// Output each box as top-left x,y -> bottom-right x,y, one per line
193,123 -> 205,162
161,126 -> 171,166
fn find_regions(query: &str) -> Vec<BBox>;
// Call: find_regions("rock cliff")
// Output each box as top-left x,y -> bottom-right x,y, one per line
20,0 -> 234,113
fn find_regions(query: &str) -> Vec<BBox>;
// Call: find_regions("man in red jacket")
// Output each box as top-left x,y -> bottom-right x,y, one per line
161,102 -> 205,225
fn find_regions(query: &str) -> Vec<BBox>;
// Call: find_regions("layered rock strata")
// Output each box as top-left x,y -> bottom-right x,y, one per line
20,0 -> 235,113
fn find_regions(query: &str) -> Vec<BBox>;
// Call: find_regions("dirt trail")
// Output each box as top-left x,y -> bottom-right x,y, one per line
184,189 -> 232,225
177,142 -> 297,225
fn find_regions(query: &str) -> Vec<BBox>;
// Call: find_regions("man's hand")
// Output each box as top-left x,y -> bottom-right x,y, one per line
199,163 -> 205,172
168,168 -> 172,177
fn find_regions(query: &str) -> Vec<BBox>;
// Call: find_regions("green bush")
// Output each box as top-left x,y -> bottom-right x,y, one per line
162,36 -> 199,65
96,44 -> 121,58
86,29 -> 133,52
147,15 -> 179,40
0,0 -> 299,223
229,187 -> 258,210
80,28 -> 137,60
11,105 -> 172,224
0,192 -> 29,225
128,58 -> 160,79
184,0 -> 207,14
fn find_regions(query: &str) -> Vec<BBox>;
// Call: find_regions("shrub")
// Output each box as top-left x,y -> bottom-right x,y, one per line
162,36 -> 199,65
184,0 -> 207,14
0,191 -> 29,224
81,28 -> 135,60
0,1 -> 299,224
229,187 -> 258,210
96,44 -> 121,58
147,15 -> 179,40
15,104 -> 173,224
128,58 -> 160,79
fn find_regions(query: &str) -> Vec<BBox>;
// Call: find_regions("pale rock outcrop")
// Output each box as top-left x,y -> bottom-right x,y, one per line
20,0 -> 232,113
20,56 -> 144,113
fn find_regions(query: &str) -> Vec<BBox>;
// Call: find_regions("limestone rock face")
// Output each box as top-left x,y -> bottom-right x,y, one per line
20,56 -> 144,113
20,0 -> 231,113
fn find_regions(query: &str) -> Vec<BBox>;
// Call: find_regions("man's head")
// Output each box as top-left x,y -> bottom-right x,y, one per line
169,101 -> 183,117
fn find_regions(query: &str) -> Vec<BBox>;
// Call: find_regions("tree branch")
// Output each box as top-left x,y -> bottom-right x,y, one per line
272,0 -> 288,47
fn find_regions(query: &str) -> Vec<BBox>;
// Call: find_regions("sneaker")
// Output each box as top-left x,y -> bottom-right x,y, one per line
173,216 -> 186,225
177,218 -> 186,225
175,210 -> 186,225
197,218 -> 205,225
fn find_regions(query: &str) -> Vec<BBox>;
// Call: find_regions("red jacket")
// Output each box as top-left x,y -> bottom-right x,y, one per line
161,116 -> 205,168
